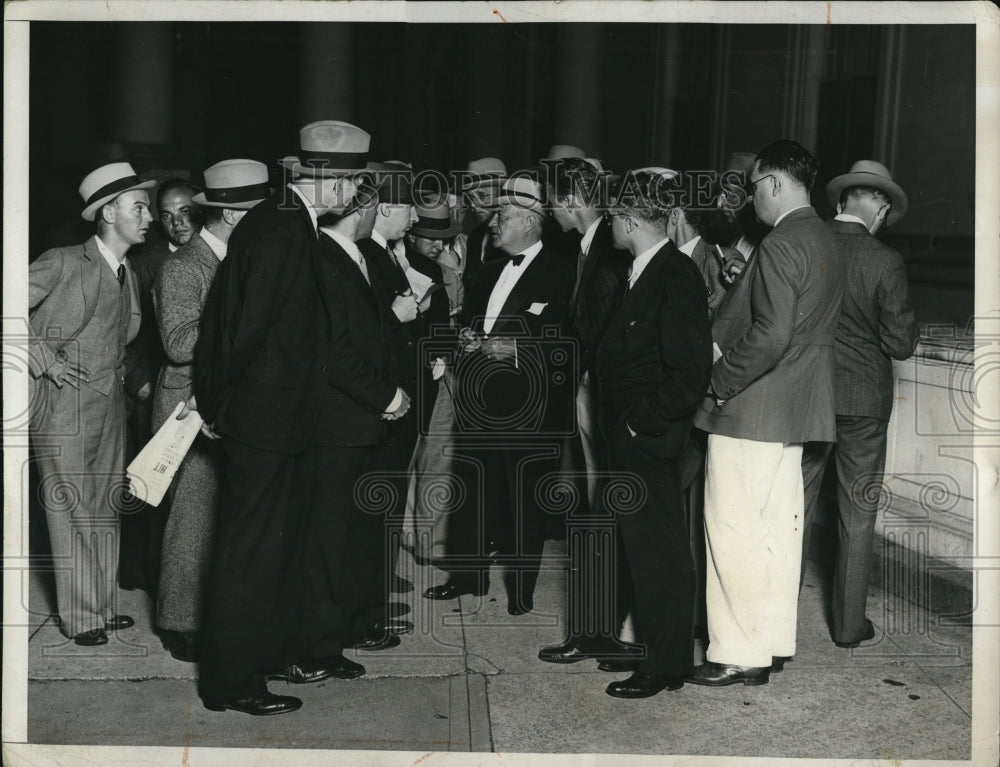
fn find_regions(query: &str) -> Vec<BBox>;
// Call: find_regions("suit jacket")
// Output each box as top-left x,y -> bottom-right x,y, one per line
457,245 -> 574,432
828,219 -> 919,421
153,232 -> 220,411
313,232 -> 400,447
125,235 -> 172,397
688,237 -> 742,320
462,220 -> 504,295
29,236 -> 141,388
195,191 -> 330,454
596,241 -> 712,443
693,206 -> 844,443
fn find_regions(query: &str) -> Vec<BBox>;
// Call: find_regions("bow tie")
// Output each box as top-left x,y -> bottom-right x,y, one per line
508,253 -> 525,267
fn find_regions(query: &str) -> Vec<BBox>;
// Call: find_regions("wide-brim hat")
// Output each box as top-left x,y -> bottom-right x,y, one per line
460,157 -> 508,193
369,160 -> 414,205
193,159 -> 270,209
409,198 -> 463,239
826,160 -> 908,225
279,120 -> 370,178
497,175 -> 545,214
79,161 -> 156,222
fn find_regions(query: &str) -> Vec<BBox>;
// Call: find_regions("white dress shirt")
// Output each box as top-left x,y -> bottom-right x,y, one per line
95,235 -> 125,277
834,213 -> 869,228
627,236 -> 670,290
678,234 -> 701,257
483,239 -> 543,334
287,183 -> 319,232
199,227 -> 228,261
579,215 -> 602,257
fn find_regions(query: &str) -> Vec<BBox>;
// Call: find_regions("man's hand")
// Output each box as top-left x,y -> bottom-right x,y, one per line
722,254 -> 747,284
200,423 -> 221,440
481,336 -> 516,362
392,293 -> 419,323
176,394 -> 198,420
382,388 -> 411,421
44,359 -> 90,389
458,327 -> 482,354
136,382 -> 152,402
417,292 -> 433,314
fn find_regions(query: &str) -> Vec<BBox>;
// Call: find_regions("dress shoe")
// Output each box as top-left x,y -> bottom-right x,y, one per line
74,628 -> 108,646
606,672 -> 684,698
391,575 -> 414,594
771,655 -> 792,672
687,661 -> 770,687
353,621 -> 407,651
160,631 -> 200,663
833,619 -> 876,649
598,658 -> 638,673
105,615 -> 134,631
423,579 -> 488,601
538,641 -> 596,664
202,692 -> 302,716
268,656 -> 365,683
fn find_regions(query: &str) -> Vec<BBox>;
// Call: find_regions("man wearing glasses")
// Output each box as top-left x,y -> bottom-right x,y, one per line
690,140 -> 844,688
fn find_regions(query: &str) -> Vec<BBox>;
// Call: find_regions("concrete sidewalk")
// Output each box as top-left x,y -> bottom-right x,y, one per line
23,540 -> 972,758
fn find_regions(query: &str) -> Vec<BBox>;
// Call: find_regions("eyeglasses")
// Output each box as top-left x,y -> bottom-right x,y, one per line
746,174 -> 776,200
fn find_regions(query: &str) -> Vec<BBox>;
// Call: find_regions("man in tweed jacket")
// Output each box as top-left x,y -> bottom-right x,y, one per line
801,160 -> 919,648
151,159 -> 270,663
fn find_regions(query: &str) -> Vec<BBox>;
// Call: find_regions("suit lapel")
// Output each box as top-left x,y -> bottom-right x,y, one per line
319,232 -> 379,312
496,252 -> 544,319
81,237 -> 104,329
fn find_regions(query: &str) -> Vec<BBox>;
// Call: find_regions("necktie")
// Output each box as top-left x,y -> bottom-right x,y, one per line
356,253 -> 371,285
509,253 -> 525,267
117,264 -> 125,287
570,248 -> 586,304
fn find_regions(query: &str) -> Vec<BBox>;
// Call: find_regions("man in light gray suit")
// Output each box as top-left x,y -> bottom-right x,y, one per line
29,161 -> 151,645
152,159 -> 270,662
801,160 -> 919,649
688,140 -> 844,687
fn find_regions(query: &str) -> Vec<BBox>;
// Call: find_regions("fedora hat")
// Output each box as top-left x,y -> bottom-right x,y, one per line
79,161 -> 156,221
368,160 -> 414,205
409,198 -> 462,239
544,144 -> 585,162
497,176 -> 545,214
826,160 -> 908,224
461,157 -> 508,192
279,120 -> 370,178
193,159 -> 270,209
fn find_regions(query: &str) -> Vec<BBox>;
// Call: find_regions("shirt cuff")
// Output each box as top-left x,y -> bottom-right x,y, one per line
384,387 -> 403,414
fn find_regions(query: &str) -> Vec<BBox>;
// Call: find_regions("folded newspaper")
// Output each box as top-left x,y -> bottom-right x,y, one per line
126,401 -> 203,506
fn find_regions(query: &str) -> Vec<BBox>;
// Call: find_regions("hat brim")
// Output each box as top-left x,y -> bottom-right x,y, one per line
279,156 -> 370,178
409,221 -> 463,240
826,173 -> 908,225
81,179 -> 156,221
191,192 -> 267,210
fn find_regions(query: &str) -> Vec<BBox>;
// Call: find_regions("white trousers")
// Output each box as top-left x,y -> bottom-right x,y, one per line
704,434 -> 804,668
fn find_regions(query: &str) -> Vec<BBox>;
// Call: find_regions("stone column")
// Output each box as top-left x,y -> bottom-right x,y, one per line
297,24 -> 354,126
552,25 -> 603,155
112,23 -> 174,147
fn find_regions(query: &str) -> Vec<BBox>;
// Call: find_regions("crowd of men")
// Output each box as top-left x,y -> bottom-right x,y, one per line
28,119 -> 919,715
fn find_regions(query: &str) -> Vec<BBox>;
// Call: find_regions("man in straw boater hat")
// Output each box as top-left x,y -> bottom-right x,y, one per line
800,160 -> 918,649
591,168 -> 713,697
690,140 -> 844,688
458,156 -> 508,292
194,121 -> 410,716
150,158 -> 269,664
425,174 -> 574,617
29,160 -> 151,646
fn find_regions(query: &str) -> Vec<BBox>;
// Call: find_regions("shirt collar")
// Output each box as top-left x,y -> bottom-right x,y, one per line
678,234 -> 701,257
507,238 -> 544,268
629,235 -> 670,286
773,204 -> 810,228
371,229 -> 389,251
320,226 -> 364,266
95,235 -> 124,274
168,241 -> 179,253
579,215 -> 603,256
199,227 -> 228,260
287,183 -> 319,232
834,213 -> 870,229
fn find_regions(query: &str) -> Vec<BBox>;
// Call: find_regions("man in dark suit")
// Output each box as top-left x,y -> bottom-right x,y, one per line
801,160 -> 919,648
590,168 -> 713,698
537,157 -> 634,665
689,140 -> 844,688
425,176 -> 575,615
459,157 -> 507,294
195,121 -> 410,716
29,161 -> 149,645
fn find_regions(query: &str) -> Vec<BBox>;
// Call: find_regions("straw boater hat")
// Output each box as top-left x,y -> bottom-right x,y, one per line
193,159 -> 270,209
409,198 -> 463,239
497,176 -> 545,215
826,160 -> 908,225
460,157 -> 508,193
544,144 -> 586,161
79,162 -> 156,222
279,120 -> 371,177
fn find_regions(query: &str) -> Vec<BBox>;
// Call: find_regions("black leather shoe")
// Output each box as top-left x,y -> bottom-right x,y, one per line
267,664 -> 334,684
328,655 -> 366,678
771,655 -> 792,672
538,641 -> 595,664
606,672 -> 684,698
391,575 -> 414,594
833,619 -> 876,649
687,661 -> 770,687
423,579 -> 487,600
203,693 -> 302,716
105,615 -> 134,631
353,621 -> 407,651
598,658 -> 638,673
74,628 -> 108,646
160,631 -> 200,663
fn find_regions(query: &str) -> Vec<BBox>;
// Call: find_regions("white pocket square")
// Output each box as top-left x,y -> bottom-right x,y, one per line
527,302 -> 547,315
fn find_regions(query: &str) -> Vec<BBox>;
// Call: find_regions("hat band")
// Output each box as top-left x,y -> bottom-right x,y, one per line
299,148 -> 369,169
85,175 -> 144,206
500,190 -> 543,207
414,216 -> 452,231
205,182 -> 270,204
